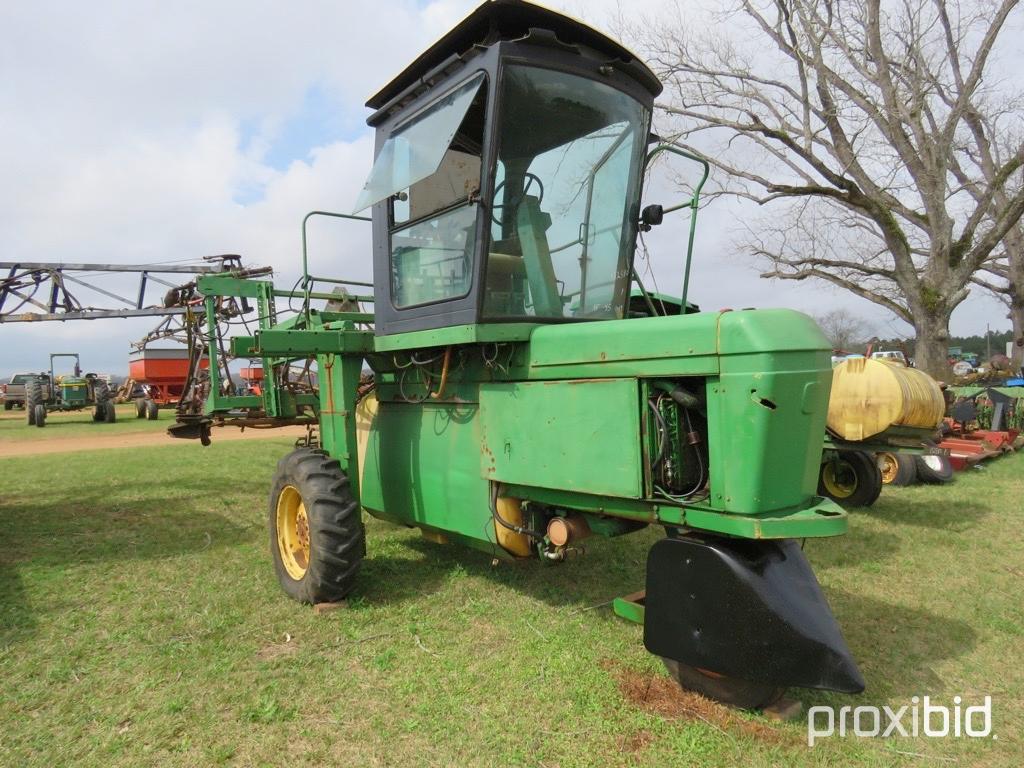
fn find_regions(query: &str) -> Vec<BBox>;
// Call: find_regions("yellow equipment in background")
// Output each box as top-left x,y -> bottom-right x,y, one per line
827,358 -> 945,442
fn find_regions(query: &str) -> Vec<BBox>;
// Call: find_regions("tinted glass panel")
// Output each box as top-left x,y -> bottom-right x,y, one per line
484,67 -> 648,320
354,74 -> 485,214
392,205 -> 477,307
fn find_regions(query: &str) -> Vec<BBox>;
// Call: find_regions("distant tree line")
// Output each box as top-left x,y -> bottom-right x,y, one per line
814,308 -> 1012,364
873,330 -> 1015,360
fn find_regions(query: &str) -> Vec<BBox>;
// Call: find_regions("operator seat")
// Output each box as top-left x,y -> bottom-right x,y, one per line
515,195 -> 561,317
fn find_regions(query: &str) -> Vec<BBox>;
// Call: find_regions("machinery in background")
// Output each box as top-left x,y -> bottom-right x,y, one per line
819,357 -> 946,506
128,348 -> 209,420
23,353 -> 116,428
0,255 -> 248,323
938,385 -> 1024,469
2,256 -> 270,421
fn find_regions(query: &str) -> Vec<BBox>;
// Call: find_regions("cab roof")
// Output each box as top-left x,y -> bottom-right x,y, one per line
366,0 -> 662,110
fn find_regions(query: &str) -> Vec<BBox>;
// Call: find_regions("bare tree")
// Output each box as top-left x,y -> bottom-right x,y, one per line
815,308 -> 874,351
972,233 -> 1024,367
961,114 -> 1024,367
637,0 -> 1024,378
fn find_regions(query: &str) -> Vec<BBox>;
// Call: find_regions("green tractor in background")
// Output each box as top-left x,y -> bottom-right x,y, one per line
25,353 -> 116,428
171,1 -> 866,708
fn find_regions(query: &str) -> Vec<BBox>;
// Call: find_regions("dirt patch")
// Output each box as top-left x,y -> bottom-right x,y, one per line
614,666 -> 794,746
615,729 -> 653,754
0,424 -> 309,458
255,639 -> 299,661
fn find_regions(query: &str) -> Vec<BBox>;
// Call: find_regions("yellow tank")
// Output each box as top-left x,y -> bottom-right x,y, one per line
355,392 -> 378,488
827,358 -> 945,441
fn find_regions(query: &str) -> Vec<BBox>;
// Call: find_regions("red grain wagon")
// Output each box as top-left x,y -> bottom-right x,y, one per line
128,348 -> 208,420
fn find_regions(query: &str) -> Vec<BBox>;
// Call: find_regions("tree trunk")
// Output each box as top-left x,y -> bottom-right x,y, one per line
1007,252 -> 1024,372
912,312 -> 953,380
1010,297 -> 1024,373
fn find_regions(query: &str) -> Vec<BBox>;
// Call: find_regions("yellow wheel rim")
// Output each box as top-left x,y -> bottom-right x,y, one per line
822,460 -> 857,499
878,452 -> 899,484
276,485 -> 310,580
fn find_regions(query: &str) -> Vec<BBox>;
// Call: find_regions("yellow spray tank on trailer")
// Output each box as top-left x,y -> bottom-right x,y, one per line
827,358 -> 945,442
817,357 -> 946,507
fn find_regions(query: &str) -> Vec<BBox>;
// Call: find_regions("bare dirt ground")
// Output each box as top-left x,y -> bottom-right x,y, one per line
0,424 -> 308,457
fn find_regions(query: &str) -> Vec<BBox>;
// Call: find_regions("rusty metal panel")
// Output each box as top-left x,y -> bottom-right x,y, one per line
480,378 -> 642,498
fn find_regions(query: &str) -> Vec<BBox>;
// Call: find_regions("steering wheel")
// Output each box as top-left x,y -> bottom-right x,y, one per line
491,172 -> 545,226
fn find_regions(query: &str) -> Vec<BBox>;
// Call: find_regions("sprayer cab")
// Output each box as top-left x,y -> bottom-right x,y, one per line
355,0 -> 661,337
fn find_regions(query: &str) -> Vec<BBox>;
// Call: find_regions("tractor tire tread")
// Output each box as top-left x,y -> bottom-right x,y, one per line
26,379 -> 43,426
889,453 -> 917,486
268,448 -> 365,604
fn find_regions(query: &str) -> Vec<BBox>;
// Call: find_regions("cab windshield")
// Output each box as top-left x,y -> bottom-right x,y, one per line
484,66 -> 649,320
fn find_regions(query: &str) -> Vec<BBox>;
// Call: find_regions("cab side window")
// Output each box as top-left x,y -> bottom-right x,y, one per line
354,74 -> 488,308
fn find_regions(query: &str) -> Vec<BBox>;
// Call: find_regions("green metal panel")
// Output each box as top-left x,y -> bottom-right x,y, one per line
683,497 -> 847,538
230,336 -> 257,356
523,355 -> 719,380
255,329 -> 374,356
359,401 -> 496,547
61,380 -> 89,405
197,274 -> 268,299
706,309 -> 833,514
511,312 -> 720,382
479,378 -> 643,498
373,323 -> 538,352
612,594 -> 646,625
526,312 -> 719,369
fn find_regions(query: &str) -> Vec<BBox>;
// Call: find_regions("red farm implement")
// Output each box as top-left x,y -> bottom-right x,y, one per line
129,348 -> 208,420
239,365 -> 263,396
940,386 -> 1024,469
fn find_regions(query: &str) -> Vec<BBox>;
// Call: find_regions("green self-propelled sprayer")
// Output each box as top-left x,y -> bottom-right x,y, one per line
170,0 -> 864,708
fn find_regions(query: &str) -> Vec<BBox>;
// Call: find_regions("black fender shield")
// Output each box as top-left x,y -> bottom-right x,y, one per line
643,535 -> 865,693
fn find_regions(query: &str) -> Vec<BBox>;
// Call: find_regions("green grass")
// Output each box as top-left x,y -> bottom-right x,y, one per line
1,442 -> 1021,766
0,403 -> 169,442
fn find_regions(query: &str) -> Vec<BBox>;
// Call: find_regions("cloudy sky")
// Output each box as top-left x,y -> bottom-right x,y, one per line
0,0 -> 1011,376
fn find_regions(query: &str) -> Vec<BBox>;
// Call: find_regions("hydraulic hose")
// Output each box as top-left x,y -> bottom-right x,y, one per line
430,346 -> 452,399
489,482 -> 544,539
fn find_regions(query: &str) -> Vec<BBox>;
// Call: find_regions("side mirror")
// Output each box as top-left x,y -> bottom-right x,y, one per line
640,204 -> 664,232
